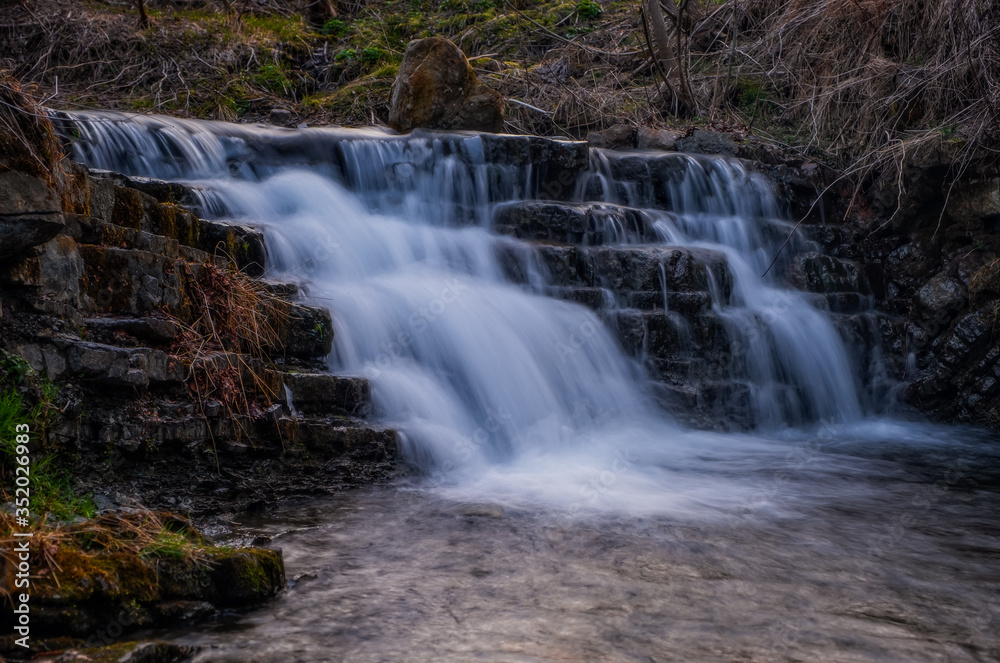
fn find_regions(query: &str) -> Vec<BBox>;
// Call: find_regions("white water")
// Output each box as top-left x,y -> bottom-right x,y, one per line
64,112 -> 890,517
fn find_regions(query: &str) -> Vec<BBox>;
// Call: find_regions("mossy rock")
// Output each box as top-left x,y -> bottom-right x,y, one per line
209,548 -> 285,604
36,549 -> 160,604
0,513 -> 285,647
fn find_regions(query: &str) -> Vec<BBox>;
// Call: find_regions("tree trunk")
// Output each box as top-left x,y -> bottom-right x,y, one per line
643,0 -> 695,113
136,0 -> 150,28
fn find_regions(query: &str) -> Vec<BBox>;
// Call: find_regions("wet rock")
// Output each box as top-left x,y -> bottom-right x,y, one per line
86,317 -> 181,345
269,303 -> 334,359
86,171 -> 264,273
597,152 -> 691,209
587,124 -> 635,150
636,126 -> 684,151
577,246 -> 731,301
283,373 -> 372,416
493,201 -> 659,244
945,178 -> 1000,225
0,212 -> 65,258
969,259 -> 1000,306
198,219 -> 268,276
0,517 -> 284,644
90,170 -> 193,206
66,341 -> 184,388
78,245 -> 186,316
675,130 -> 738,156
43,641 -> 200,663
389,36 -> 504,134
479,134 -> 589,201
794,253 -> 870,294
211,549 -> 286,604
0,169 -> 61,213
289,420 -> 397,460
916,273 -> 966,319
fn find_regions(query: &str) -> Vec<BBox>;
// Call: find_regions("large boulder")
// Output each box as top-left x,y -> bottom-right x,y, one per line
388,36 -> 504,134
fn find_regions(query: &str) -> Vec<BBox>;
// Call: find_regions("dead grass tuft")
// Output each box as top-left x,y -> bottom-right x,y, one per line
0,510 -> 211,605
166,262 -> 288,457
0,70 -> 64,181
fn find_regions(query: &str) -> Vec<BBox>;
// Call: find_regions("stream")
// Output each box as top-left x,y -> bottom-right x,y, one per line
62,113 -> 1000,662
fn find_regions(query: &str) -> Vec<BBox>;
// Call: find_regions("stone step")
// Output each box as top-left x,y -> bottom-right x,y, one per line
277,416 -> 397,462
103,411 -> 395,478
281,372 -> 371,417
13,337 -> 186,388
85,316 -> 182,345
582,152 -> 691,209
492,201 -> 665,245
791,252 -> 870,295
86,171 -> 267,275
612,309 -> 726,357
0,211 -> 65,259
479,133 -> 590,201
72,239 -> 331,358
498,241 -> 732,303
78,243 -> 211,316
544,286 -> 713,314
267,301 -> 334,360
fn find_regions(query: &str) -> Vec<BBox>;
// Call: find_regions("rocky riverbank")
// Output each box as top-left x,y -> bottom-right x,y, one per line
0,81 -> 395,660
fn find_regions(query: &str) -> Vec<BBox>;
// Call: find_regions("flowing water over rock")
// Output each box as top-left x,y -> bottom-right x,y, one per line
59,113 -> 1000,661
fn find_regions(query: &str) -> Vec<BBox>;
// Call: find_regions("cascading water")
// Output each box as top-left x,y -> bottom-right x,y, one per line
55,112 -> 1000,663
57,110 -> 888,512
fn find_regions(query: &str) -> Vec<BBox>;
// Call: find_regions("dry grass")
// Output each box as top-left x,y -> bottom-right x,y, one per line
0,510 -> 211,605
0,70 -> 64,180
1,0 -> 316,118
716,0 -> 999,161
166,262 -> 288,457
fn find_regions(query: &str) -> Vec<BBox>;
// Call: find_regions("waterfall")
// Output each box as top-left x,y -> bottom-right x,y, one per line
58,111 -> 887,513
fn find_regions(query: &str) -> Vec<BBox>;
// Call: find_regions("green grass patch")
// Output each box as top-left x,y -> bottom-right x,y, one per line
1,352 -> 96,522
576,0 -> 602,20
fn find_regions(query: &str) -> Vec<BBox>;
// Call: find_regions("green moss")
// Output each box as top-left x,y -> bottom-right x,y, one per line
38,549 -> 160,603
151,203 -> 200,246
242,14 -> 314,44
0,358 -> 95,521
321,17 -> 348,37
370,62 -> 400,79
210,548 -> 284,603
576,0 -> 601,19
111,187 -> 146,230
335,48 -> 357,62
361,46 -> 388,64
252,63 -> 295,95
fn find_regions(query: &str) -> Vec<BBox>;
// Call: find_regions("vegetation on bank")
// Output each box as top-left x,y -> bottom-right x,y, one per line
0,352 -> 97,522
1,0 -> 996,174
